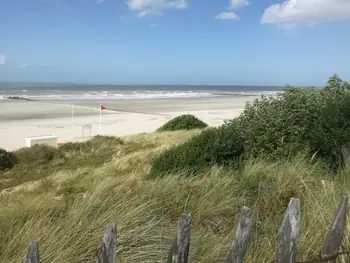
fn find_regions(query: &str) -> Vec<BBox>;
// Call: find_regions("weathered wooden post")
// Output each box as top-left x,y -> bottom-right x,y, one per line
226,206 -> 253,263
275,198 -> 301,263
24,240 -> 40,263
167,214 -> 192,263
96,224 -> 117,263
318,195 -> 348,263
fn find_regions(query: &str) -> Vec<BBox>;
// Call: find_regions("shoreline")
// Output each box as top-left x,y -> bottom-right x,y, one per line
0,96 -> 260,151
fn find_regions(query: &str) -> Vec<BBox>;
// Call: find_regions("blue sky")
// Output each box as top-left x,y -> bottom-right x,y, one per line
0,0 -> 349,86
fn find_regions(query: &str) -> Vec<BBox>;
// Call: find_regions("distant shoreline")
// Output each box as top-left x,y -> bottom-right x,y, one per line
0,91 -> 280,102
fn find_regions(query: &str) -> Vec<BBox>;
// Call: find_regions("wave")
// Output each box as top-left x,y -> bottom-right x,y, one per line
0,90 -> 283,101
213,91 -> 283,96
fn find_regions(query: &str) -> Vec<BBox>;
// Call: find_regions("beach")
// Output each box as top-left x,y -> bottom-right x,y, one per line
0,96 -> 259,151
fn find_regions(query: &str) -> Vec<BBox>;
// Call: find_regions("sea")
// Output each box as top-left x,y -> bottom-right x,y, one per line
0,83 -> 285,101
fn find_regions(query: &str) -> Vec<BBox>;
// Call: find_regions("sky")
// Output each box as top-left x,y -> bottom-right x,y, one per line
0,0 -> 349,86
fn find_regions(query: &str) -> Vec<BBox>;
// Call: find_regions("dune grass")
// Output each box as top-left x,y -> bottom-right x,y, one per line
1,130 -> 350,263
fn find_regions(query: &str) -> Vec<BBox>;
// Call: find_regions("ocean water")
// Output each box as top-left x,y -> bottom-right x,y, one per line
0,83 -> 284,101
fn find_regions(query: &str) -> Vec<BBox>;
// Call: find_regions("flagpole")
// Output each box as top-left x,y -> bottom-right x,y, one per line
99,104 -> 102,135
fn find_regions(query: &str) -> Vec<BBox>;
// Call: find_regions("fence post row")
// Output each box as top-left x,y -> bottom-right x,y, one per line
21,195 -> 348,263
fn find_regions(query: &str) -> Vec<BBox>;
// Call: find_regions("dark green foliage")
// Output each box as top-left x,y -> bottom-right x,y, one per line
150,74 -> 350,177
326,73 -> 344,90
229,86 -> 322,160
157,114 -> 208,132
0,148 -> 15,171
13,144 -> 59,165
233,85 -> 350,168
150,125 -> 244,177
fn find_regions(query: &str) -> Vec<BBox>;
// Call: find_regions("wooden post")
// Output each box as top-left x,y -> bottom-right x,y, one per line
275,198 -> 301,263
226,206 -> 253,263
24,240 -> 40,263
96,224 -> 117,263
167,214 -> 192,263
319,195 -> 348,263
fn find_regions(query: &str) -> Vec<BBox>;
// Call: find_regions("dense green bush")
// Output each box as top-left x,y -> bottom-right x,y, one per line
150,124 -> 244,177
157,114 -> 208,132
0,148 -> 15,171
150,75 -> 350,177
232,86 -> 350,167
14,144 -> 59,165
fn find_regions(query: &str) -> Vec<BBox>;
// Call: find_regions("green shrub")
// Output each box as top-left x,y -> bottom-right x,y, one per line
231,86 -> 350,168
157,114 -> 208,132
14,144 -> 59,165
229,87 -> 323,160
150,125 -> 244,177
150,75 -> 350,177
0,148 -> 15,171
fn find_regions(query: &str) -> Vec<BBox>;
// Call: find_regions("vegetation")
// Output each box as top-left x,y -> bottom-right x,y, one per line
1,131 -> 350,263
0,148 -> 15,171
151,126 -> 244,177
13,144 -> 59,165
151,76 -> 350,177
1,75 -> 350,263
157,114 -> 208,132
326,73 -> 349,90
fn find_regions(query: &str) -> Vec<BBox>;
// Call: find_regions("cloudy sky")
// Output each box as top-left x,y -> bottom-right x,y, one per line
0,0 -> 349,86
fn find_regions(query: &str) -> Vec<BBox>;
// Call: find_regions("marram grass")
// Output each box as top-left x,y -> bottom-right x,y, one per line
0,130 -> 350,263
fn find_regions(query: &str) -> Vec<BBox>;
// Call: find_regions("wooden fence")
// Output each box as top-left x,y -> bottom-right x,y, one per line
23,195 -> 349,263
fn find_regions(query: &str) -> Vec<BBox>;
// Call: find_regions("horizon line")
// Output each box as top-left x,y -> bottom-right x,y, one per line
0,81 -> 311,88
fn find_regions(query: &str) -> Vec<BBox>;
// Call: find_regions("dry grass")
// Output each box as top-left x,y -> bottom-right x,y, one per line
0,129 -> 350,263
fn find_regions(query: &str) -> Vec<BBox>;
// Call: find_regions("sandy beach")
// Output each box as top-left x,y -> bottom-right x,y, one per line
0,96 -> 258,151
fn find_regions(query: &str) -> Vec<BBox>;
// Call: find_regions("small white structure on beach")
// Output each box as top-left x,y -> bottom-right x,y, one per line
81,124 -> 92,138
26,135 -> 58,148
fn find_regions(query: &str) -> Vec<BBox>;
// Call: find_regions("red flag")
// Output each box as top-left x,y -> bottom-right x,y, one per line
100,105 -> 106,110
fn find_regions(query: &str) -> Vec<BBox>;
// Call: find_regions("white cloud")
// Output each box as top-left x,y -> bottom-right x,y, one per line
230,0 -> 249,9
151,23 -> 159,28
0,54 -> 6,65
261,0 -> 350,28
215,0 -> 248,21
215,12 -> 240,20
96,0 -> 104,3
137,9 -> 163,18
127,0 -> 188,18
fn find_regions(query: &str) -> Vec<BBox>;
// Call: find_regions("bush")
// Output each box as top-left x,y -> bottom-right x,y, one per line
157,114 -> 208,132
0,148 -> 15,171
231,86 -> 350,168
59,136 -> 123,153
150,125 -> 244,177
14,144 -> 59,165
150,75 -> 350,177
